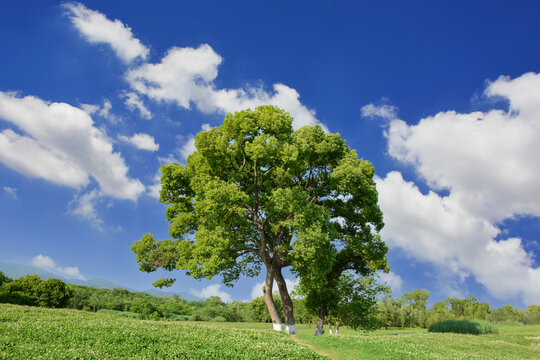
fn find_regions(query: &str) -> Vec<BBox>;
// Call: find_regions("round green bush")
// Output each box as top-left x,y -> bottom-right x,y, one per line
428,320 -> 499,335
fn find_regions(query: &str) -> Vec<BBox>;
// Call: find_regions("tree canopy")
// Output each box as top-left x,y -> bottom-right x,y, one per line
132,105 -> 388,334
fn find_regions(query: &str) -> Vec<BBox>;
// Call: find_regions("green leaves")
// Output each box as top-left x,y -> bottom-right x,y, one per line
152,278 -> 176,289
133,105 -> 389,329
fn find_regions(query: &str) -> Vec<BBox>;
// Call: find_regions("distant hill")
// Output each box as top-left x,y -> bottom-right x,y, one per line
0,262 -> 64,282
0,261 -> 201,301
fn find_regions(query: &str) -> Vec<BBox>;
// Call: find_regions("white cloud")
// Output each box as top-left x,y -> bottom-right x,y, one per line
32,254 -> 86,280
65,6 -> 325,129
0,92 -> 145,200
0,128 -> 89,188
81,99 -> 120,123
189,284 -> 233,303
376,172 -> 540,304
80,103 -> 100,115
63,2 -> 149,63
119,133 -> 159,151
3,186 -> 17,199
121,91 -> 152,119
361,103 -> 398,120
32,254 -> 56,268
98,99 -> 120,123
375,73 -> 540,305
378,271 -> 403,294
250,278 -> 299,300
68,189 -> 103,230
126,44 -> 326,130
384,72 -> 540,222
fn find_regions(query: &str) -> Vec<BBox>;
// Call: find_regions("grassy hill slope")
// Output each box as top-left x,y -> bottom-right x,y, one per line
0,304 -> 323,359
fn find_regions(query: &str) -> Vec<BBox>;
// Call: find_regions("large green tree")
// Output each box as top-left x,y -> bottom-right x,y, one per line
132,106 -> 387,334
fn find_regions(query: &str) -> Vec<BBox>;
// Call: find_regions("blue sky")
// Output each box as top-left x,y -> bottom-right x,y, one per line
0,1 -> 539,307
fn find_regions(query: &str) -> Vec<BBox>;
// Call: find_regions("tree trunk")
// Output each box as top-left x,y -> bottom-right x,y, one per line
335,321 -> 340,336
263,267 -> 283,331
274,267 -> 296,334
314,303 -> 326,336
327,318 -> 333,335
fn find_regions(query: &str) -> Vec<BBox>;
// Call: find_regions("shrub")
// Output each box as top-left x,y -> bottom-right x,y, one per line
37,278 -> 73,308
428,320 -> 498,335
191,312 -> 210,321
211,316 -> 227,322
0,290 -> 35,306
166,314 -> 190,321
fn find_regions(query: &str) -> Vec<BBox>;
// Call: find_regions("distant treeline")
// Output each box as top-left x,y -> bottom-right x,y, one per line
0,271 -> 312,323
376,289 -> 540,328
0,272 -> 538,327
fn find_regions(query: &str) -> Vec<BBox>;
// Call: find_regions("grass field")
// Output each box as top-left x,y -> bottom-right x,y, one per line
210,322 -> 540,359
1,304 -> 539,359
0,304 -> 322,359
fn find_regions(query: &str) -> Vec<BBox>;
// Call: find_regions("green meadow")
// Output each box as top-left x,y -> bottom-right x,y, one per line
0,304 -> 321,359
1,303 -> 539,360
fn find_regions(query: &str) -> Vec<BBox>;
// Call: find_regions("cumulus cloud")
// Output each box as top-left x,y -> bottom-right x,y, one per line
0,128 -> 89,188
374,72 -> 540,305
121,91 -> 152,119
126,45 -> 326,130
63,2 -> 149,63
386,72 -> 540,222
189,284 -> 233,303
65,6 -> 324,129
32,254 -> 85,280
119,133 -> 159,151
0,92 -> 145,200
3,186 -> 17,199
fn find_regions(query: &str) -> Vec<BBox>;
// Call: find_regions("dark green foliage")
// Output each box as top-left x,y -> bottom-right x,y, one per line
0,274 -> 72,308
428,320 -> 499,335
0,290 -> 35,306
37,278 -> 73,308
0,271 -> 12,288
